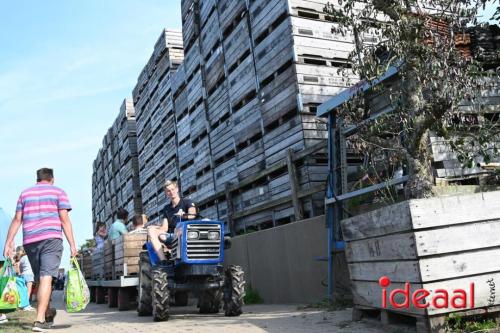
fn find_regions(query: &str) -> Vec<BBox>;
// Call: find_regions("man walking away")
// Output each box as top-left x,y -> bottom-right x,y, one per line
3,168 -> 77,332
108,208 -> 129,241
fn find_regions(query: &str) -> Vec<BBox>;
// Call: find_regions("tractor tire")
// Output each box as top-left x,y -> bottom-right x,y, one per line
137,252 -> 152,316
223,265 -> 245,317
152,268 -> 170,321
199,289 -> 222,314
174,292 -> 189,307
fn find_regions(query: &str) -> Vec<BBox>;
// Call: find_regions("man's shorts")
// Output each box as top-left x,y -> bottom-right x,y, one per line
24,238 -> 63,282
22,273 -> 35,283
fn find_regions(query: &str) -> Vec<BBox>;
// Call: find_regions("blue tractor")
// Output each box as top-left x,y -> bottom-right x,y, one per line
137,218 -> 245,321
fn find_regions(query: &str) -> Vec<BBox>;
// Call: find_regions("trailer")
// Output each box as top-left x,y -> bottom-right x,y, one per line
81,232 -> 147,311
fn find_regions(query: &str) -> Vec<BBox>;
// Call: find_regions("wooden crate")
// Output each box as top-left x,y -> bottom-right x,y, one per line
104,240 -> 115,279
172,63 -> 186,96
254,19 -> 294,81
342,191 -> 500,320
178,138 -> 194,168
114,233 -> 147,277
231,97 -> 262,145
184,40 -> 201,78
292,35 -> 352,62
204,47 -> 225,91
193,135 -> 211,170
198,200 -> 218,220
79,253 -> 93,279
214,157 -> 238,192
210,120 -> 235,163
200,10 -> 221,59
263,114 -> 305,166
182,9 -> 197,48
91,249 -> 104,280
143,195 -> 158,217
180,163 -> 197,195
193,169 -> 215,202
234,184 -> 270,211
190,103 -> 208,140
260,64 -> 298,128
186,70 -> 204,110
236,137 -> 266,180
207,80 -> 230,125
223,18 -> 252,69
249,0 -> 288,41
217,0 -> 247,31
176,112 -> 191,144
199,0 -> 216,27
228,55 -> 258,104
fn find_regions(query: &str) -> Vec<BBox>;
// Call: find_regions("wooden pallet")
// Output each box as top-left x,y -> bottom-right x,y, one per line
353,305 -> 500,333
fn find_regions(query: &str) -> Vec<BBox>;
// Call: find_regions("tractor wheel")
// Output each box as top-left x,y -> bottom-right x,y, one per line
223,265 -> 245,316
199,289 -> 222,314
174,292 -> 189,306
152,268 -> 170,321
137,252 -> 152,316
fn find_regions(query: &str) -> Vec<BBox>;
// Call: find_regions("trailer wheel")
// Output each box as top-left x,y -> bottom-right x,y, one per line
174,292 -> 189,306
199,289 -> 222,314
223,265 -> 245,316
137,252 -> 152,316
152,268 -> 170,321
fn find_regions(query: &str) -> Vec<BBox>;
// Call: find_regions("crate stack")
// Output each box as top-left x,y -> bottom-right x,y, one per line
91,100 -> 142,232
175,0 -> 358,230
132,29 -> 184,224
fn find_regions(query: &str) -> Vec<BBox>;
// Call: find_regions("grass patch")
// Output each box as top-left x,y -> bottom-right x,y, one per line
445,314 -> 499,333
1,310 -> 36,332
244,286 -> 263,304
298,298 -> 353,311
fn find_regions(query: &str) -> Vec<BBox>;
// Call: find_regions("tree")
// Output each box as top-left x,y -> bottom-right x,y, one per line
324,0 -> 499,198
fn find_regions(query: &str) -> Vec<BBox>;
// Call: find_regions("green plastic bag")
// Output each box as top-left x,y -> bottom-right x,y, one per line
65,257 -> 90,313
0,259 -> 20,313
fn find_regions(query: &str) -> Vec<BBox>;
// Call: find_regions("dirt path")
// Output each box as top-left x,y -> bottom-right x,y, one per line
47,291 -> 406,333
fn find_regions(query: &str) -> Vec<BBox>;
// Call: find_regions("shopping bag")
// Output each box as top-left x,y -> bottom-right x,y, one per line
64,257 -> 90,312
16,276 -> 30,309
0,259 -> 20,313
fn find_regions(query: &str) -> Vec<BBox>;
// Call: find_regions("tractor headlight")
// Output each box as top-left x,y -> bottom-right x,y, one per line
187,231 -> 199,239
208,231 -> 220,240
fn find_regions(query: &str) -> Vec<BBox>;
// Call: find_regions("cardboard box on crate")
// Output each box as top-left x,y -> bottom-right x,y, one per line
114,232 -> 148,276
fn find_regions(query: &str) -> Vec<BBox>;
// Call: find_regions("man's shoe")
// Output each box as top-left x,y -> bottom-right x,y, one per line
32,321 -> 51,332
45,308 -> 57,325
0,314 -> 8,324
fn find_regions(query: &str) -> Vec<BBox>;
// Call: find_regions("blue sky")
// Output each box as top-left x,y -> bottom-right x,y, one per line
0,0 -> 181,267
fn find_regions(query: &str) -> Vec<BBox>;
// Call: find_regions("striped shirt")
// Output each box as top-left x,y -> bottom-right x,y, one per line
16,182 -> 72,245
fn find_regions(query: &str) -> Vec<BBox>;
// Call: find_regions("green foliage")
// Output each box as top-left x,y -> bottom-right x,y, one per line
445,314 -> 498,332
244,285 -> 264,304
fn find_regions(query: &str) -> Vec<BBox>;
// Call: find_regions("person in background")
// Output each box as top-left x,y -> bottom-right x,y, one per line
108,208 -> 129,241
3,168 -> 78,331
14,246 -> 36,311
147,180 -> 197,266
129,214 -> 146,232
0,207 -> 10,324
94,222 -> 108,249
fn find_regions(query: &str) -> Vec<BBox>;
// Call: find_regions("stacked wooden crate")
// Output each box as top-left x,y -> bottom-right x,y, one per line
78,253 -> 93,279
91,249 -> 104,280
104,240 -> 114,279
91,99 -> 143,233
114,233 -> 148,276
132,29 -> 184,222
